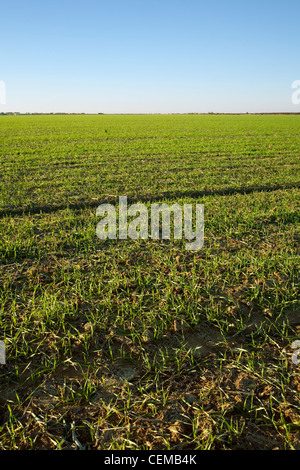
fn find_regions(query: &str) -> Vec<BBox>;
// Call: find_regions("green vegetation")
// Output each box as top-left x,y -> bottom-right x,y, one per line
0,114 -> 299,449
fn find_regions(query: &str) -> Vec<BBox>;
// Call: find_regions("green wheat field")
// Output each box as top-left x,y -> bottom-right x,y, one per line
0,114 -> 299,450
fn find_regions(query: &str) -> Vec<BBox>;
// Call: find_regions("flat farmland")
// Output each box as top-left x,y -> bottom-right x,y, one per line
0,114 -> 299,450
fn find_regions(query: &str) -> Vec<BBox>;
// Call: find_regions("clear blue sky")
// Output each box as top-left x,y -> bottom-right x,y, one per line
1,0 -> 300,113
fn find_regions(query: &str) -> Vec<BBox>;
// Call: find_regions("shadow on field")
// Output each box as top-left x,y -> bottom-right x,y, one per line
1,182 -> 299,218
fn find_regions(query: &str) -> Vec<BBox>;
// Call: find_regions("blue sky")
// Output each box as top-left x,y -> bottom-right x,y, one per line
1,0 -> 300,113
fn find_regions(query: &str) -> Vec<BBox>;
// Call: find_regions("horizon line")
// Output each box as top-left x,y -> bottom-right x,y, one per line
1,111 -> 300,116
